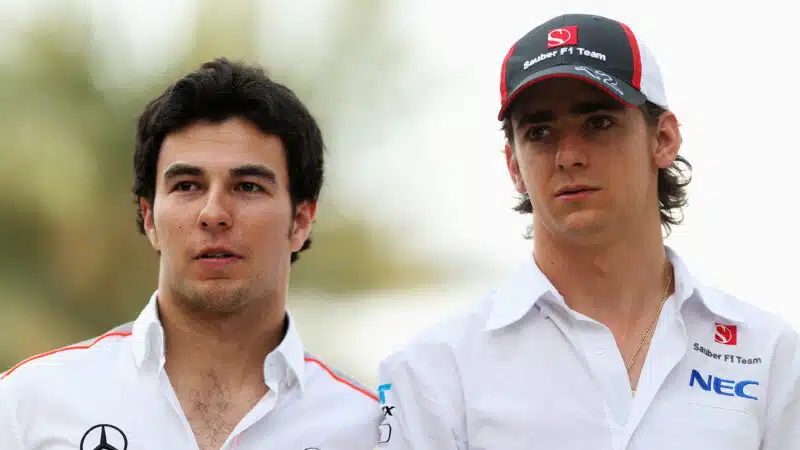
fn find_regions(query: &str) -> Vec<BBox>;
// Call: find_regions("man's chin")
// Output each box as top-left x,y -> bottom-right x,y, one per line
177,280 -> 252,315
557,211 -> 608,237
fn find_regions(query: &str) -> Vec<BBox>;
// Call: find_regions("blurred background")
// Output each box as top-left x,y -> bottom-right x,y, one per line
1,0 -> 798,388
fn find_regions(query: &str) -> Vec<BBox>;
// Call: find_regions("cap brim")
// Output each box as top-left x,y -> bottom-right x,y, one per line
498,64 -> 647,120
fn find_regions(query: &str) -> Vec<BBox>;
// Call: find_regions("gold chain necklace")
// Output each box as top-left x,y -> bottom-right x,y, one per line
626,264 -> 673,373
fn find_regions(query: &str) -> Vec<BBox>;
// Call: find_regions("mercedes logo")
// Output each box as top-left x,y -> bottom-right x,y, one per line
80,424 -> 128,450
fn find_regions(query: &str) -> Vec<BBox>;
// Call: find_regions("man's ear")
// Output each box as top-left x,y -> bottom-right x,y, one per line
140,197 -> 159,251
652,111 -> 681,169
290,201 -> 317,252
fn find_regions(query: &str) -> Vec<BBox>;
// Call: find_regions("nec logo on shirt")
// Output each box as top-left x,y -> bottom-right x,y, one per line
689,369 -> 759,400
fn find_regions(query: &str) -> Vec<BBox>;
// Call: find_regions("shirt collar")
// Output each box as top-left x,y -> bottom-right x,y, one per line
667,246 -> 744,324
131,291 -> 166,373
484,258 -> 556,331
484,245 -> 744,331
266,312 -> 306,394
131,290 -> 307,392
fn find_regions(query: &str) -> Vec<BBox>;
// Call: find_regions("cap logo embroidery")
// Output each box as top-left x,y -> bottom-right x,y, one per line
573,66 -> 624,96
547,26 -> 578,48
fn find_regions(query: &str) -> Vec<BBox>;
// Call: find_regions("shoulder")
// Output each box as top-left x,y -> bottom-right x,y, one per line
379,290 -> 495,380
303,354 -> 379,405
0,325 -> 133,394
295,355 -> 383,449
696,283 -> 800,362
699,283 -> 796,334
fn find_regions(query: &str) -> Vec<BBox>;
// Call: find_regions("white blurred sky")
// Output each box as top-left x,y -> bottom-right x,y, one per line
3,0 -> 799,383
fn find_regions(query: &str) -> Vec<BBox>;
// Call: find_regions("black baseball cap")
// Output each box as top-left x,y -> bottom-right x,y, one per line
498,13 -> 668,120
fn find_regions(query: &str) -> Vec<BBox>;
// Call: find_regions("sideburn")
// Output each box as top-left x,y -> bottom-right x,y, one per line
287,201 -> 297,238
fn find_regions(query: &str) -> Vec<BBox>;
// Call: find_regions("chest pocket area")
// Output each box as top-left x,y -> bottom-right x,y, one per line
642,400 -> 761,450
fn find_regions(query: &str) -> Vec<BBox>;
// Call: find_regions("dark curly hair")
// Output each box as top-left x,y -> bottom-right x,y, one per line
502,101 -> 692,236
132,58 -> 325,263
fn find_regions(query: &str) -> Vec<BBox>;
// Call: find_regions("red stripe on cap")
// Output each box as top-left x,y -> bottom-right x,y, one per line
499,43 -> 517,104
618,22 -> 642,90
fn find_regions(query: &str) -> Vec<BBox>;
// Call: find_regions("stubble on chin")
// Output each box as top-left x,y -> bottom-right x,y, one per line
172,279 -> 253,317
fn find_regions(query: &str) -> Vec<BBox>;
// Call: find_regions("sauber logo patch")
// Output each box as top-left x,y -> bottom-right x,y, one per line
547,26 -> 578,48
715,323 -> 737,345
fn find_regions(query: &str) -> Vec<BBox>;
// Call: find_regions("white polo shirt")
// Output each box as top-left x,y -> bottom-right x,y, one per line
375,247 -> 800,450
0,292 -> 381,450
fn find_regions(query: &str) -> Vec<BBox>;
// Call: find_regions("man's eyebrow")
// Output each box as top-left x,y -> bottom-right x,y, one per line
567,100 -> 625,115
230,164 -> 277,185
163,163 -> 203,182
516,110 -> 554,126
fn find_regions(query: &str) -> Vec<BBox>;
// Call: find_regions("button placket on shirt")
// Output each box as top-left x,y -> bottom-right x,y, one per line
539,301 -> 632,448
577,320 -> 634,428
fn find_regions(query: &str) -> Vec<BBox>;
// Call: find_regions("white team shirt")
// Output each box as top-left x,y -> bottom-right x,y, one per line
0,292 -> 381,450
376,247 -> 800,450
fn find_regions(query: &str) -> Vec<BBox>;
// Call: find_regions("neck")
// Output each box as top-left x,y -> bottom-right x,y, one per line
533,219 -> 672,327
157,290 -> 286,387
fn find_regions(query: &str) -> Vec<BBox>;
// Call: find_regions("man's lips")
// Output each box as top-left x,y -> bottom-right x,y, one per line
194,246 -> 243,260
555,185 -> 600,197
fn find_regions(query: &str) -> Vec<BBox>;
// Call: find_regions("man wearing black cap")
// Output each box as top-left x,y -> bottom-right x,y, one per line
374,13 -> 800,450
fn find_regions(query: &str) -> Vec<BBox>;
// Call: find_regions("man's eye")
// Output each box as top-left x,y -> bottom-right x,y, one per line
526,126 -> 551,141
238,182 -> 264,193
586,116 -> 613,130
173,181 -> 197,191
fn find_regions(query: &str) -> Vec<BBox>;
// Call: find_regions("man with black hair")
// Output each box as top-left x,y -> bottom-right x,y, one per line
0,58 -> 380,450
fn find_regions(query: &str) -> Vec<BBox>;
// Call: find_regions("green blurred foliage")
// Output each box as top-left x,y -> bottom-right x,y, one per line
0,0 -> 446,371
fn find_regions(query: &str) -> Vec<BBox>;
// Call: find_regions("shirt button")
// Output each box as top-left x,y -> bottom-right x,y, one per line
595,346 -> 604,355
